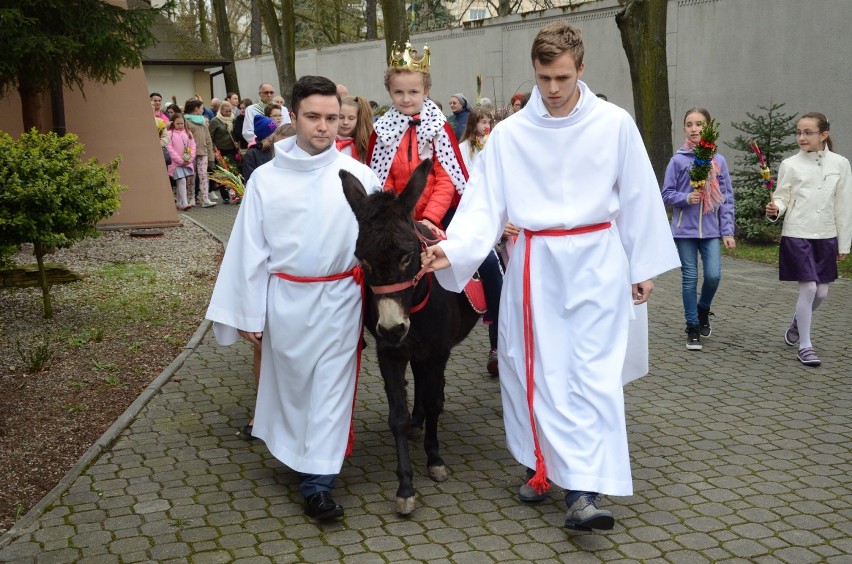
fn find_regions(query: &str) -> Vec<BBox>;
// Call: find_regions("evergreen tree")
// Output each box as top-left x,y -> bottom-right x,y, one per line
724,103 -> 799,243
0,0 -> 159,132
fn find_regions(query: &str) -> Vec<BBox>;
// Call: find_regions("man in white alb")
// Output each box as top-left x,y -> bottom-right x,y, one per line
207,75 -> 381,521
422,22 -> 680,532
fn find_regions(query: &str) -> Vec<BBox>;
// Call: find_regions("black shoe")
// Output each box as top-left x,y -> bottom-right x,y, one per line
304,491 -> 344,520
238,424 -> 257,441
685,324 -> 702,350
697,307 -> 714,337
487,348 -> 498,377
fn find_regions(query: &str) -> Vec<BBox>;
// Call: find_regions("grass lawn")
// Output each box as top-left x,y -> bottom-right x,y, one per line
723,241 -> 852,278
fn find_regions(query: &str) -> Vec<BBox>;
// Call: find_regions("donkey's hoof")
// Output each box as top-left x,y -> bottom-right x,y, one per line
396,496 -> 416,515
428,465 -> 448,482
407,426 -> 423,440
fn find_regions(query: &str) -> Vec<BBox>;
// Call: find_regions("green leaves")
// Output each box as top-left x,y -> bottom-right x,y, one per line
0,130 -> 126,317
0,129 -> 125,250
0,0 -> 159,98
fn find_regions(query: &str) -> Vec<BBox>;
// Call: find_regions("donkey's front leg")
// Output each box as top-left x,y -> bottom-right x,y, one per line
378,355 -> 417,514
411,356 -> 449,483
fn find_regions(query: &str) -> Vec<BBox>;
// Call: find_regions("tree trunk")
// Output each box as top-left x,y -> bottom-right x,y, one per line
211,0 -> 240,95
250,0 -> 263,56
197,0 -> 210,45
18,78 -> 46,132
616,0 -> 672,184
365,0 -> 377,40
380,0 -> 409,63
257,0 -> 296,103
34,244 -> 53,319
50,70 -> 66,136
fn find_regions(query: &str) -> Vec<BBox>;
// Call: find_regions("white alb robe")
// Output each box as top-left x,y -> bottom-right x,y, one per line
435,83 -> 680,496
206,137 -> 381,475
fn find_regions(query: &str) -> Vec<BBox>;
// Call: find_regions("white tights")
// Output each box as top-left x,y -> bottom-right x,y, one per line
795,281 -> 829,349
175,177 -> 188,208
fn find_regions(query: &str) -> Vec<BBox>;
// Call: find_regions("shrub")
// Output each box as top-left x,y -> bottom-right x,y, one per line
724,103 -> 799,243
0,129 -> 125,317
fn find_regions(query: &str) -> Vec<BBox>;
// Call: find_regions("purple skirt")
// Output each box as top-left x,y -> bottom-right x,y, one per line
778,236 -> 838,283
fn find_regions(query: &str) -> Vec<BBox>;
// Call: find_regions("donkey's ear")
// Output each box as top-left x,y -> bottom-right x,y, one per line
340,169 -> 367,217
399,158 -> 433,214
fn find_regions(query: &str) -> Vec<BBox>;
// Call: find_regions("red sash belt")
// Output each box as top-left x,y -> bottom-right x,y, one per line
274,266 -> 365,457
521,222 -> 611,494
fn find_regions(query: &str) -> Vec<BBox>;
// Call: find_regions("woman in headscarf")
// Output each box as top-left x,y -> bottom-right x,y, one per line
448,93 -> 471,141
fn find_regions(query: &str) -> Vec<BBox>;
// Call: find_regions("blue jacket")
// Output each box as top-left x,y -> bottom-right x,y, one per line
450,107 -> 470,142
661,149 -> 735,239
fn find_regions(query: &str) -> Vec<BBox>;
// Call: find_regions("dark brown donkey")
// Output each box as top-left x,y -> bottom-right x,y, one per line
340,159 -> 480,515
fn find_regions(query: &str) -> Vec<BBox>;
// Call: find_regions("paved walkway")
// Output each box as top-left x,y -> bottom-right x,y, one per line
2,204 -> 850,563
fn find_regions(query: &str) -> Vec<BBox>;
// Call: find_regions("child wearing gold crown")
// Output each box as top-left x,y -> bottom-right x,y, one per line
369,42 -> 504,376
368,42 -> 468,235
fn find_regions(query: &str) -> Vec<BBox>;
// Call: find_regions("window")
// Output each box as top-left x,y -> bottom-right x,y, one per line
469,8 -> 487,20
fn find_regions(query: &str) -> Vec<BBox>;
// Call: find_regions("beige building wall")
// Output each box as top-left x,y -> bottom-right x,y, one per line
144,65 -> 205,110
0,64 -> 180,230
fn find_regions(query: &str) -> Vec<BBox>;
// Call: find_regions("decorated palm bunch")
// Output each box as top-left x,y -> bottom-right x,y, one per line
473,127 -> 490,152
748,139 -> 775,194
210,148 -> 245,201
689,119 -> 724,214
155,117 -> 166,139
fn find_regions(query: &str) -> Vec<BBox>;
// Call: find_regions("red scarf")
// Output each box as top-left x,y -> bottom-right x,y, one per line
336,137 -> 359,161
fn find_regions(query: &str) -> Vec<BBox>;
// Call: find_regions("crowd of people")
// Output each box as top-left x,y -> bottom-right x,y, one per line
151,21 -> 850,533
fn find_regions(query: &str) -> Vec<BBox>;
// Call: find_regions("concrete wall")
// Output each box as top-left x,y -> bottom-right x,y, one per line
144,65 -> 214,110
214,0 -> 852,153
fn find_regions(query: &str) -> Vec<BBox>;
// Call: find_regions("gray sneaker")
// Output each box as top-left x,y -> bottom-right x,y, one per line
518,469 -> 547,503
564,492 -> 614,531
784,316 -> 799,346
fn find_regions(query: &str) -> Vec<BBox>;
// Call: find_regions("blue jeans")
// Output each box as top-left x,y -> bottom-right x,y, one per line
297,473 -> 337,498
479,250 -> 503,349
674,238 -> 721,326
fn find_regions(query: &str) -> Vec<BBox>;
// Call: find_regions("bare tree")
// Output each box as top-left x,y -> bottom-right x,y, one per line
294,0 -> 366,47
257,0 -> 296,101
380,0 -> 408,62
211,0 -> 240,95
197,0 -> 210,44
250,0 -> 263,56
616,0 -> 672,183
365,0 -> 377,40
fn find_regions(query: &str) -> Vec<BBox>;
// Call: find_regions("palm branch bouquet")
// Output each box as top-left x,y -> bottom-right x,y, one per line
210,148 -> 245,201
688,119 -> 719,190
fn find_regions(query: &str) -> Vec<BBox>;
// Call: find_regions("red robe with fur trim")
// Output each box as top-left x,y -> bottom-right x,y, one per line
368,121 -> 468,228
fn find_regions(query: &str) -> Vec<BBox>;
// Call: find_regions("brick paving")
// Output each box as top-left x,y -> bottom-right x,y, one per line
1,203 -> 850,562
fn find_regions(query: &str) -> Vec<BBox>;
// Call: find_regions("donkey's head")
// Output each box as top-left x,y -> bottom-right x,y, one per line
340,159 -> 434,344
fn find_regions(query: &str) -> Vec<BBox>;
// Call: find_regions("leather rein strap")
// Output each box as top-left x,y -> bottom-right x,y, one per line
368,222 -> 443,314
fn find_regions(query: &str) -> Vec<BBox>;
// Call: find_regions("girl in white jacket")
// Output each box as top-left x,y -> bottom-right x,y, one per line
766,112 -> 852,367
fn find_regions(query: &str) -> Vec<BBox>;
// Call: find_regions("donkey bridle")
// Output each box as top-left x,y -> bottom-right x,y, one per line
367,221 -> 442,314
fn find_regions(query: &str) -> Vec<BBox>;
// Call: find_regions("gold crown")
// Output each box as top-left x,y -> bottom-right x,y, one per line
389,41 -> 431,72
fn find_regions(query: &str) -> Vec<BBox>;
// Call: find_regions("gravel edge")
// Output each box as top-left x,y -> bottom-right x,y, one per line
0,218 -> 227,549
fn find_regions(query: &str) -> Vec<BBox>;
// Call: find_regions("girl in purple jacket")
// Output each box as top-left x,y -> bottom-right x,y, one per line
662,108 -> 736,351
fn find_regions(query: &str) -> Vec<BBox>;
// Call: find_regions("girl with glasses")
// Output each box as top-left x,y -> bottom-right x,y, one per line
765,112 -> 852,366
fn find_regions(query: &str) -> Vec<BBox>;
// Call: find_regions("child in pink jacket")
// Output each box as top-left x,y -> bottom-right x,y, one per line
166,113 -> 197,210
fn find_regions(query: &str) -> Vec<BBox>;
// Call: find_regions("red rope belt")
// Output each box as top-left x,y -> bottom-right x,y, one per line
274,266 -> 365,457
521,222 -> 611,494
